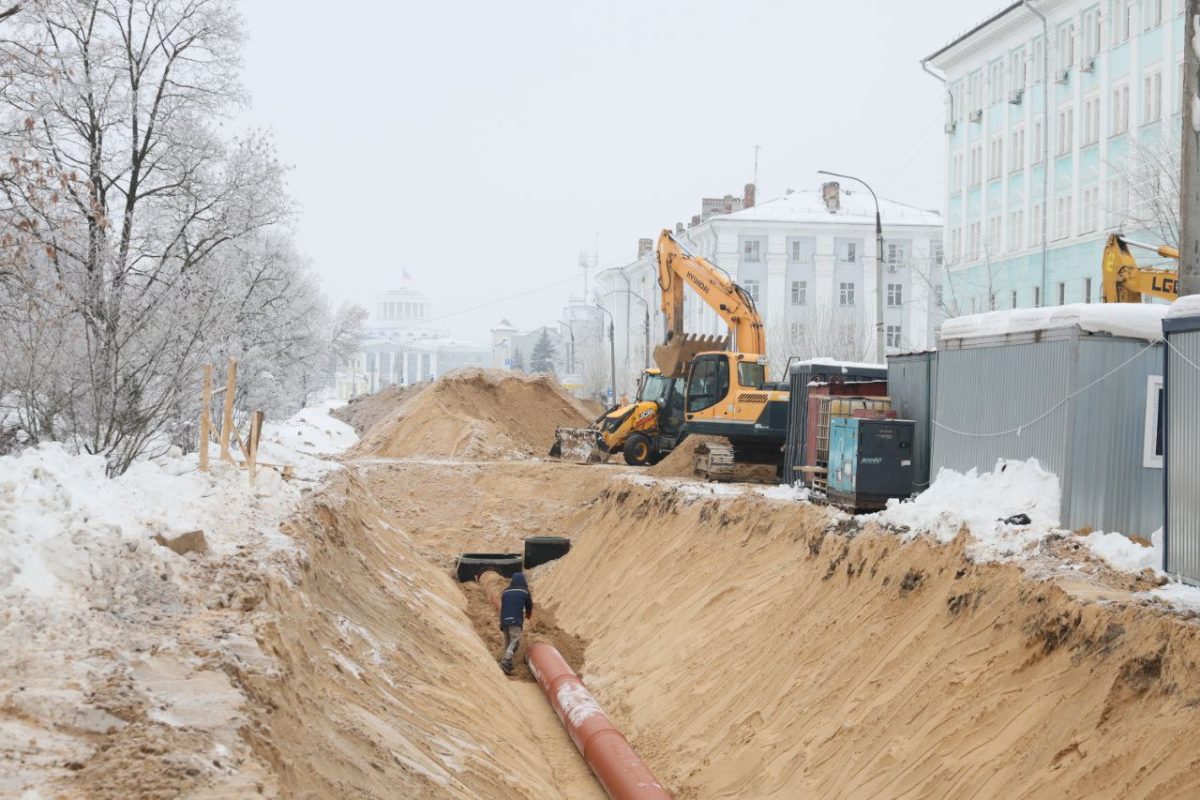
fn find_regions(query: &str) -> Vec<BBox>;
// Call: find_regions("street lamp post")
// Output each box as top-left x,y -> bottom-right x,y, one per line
593,303 -> 617,404
556,319 -> 576,373
818,169 -> 886,364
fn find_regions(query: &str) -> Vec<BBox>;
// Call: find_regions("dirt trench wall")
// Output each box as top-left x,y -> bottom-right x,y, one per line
236,470 -> 562,799
540,484 -> 1200,799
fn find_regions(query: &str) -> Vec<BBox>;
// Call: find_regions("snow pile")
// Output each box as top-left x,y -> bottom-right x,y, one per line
1083,528 -> 1162,573
1169,294 -> 1200,318
870,458 -> 1061,561
941,303 -> 1169,343
257,399 -> 358,479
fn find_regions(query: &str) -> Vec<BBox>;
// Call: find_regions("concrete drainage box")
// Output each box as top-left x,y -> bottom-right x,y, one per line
1165,313 -> 1200,582
932,326 -> 1163,538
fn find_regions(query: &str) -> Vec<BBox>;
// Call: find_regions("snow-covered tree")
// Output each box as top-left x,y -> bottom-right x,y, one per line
530,329 -> 556,373
511,347 -> 525,372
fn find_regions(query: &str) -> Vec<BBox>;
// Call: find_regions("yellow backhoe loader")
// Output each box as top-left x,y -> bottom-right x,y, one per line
550,369 -> 687,465
654,230 -> 791,480
1101,233 -> 1179,302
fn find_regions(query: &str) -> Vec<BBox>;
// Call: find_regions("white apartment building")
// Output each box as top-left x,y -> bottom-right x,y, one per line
596,182 -> 944,389
924,0 -> 1184,313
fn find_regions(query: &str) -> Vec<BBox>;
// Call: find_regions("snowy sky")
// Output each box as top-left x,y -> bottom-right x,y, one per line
240,0 -> 1002,342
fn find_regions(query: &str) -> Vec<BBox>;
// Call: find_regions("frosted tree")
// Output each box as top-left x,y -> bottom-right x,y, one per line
530,329 -> 557,373
511,347 -> 526,372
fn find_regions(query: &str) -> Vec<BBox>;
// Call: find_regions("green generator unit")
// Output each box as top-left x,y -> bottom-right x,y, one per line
827,417 -> 915,513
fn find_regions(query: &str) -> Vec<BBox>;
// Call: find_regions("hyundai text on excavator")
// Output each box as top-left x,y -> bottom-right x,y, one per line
550,368 -> 686,465
1101,233 -> 1179,302
654,230 -> 790,480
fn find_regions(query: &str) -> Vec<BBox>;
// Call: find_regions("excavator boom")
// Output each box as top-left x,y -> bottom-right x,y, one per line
654,230 -> 765,375
1101,233 -> 1179,303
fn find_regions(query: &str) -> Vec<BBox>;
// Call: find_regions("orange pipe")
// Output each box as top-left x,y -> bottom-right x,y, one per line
526,642 -> 671,800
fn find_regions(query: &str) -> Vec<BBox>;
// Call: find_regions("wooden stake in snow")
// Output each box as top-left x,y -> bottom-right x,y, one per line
247,410 -> 264,484
199,364 -> 213,472
219,357 -> 237,462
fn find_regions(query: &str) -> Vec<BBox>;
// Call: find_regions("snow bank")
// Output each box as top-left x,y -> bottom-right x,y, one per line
790,357 -> 885,373
1083,528 -> 1162,573
869,458 -> 1061,561
1168,293 -> 1200,319
941,303 -> 1168,343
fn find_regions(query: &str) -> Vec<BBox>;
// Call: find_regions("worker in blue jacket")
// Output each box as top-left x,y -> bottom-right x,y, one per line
499,572 -> 533,674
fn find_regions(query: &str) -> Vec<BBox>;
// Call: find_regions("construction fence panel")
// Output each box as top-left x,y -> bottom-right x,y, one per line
1166,319 -> 1200,583
886,351 -> 936,494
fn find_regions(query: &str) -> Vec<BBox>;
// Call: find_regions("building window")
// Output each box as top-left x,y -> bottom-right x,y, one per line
790,322 -> 804,340
932,241 -> 944,267
969,70 -> 983,112
1011,290 -> 1019,308
1031,202 -> 1043,246
743,279 -> 760,301
1142,69 -> 1162,123
969,221 -> 982,260
1112,83 -> 1130,135
1144,0 -> 1164,30
1085,276 -> 1093,303
1083,94 -> 1100,145
1057,105 -> 1074,155
1115,0 -> 1134,44
934,285 -> 945,308
1034,286 -> 1042,307
743,240 -> 761,262
886,325 -> 902,349
790,240 -> 811,263
1144,375 -> 1164,468
989,60 -> 1004,103
1010,126 -> 1025,171
1033,36 -> 1045,83
968,145 -> 982,185
1055,195 -> 1073,239
1033,116 -> 1046,163
1081,185 -> 1100,232
1008,209 -> 1025,250
1010,48 -> 1027,95
989,135 -> 1004,180
843,241 -> 857,262
791,280 -> 807,305
887,242 -> 908,268
950,151 -> 963,187
839,282 -> 856,306
950,227 -> 962,261
1057,22 -> 1075,74
887,283 -> 903,307
988,215 -> 1002,252
1057,281 -> 1066,305
1082,8 -> 1101,61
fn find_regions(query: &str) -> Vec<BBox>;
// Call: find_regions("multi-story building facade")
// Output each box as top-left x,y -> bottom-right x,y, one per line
924,0 -> 1184,313
596,182 -> 944,388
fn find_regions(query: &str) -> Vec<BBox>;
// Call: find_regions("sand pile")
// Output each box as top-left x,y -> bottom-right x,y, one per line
331,382 -> 428,435
353,369 -> 589,460
540,483 -> 1200,798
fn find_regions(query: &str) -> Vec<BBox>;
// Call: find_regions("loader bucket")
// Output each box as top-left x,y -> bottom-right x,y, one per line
550,426 -> 608,463
653,333 -> 729,376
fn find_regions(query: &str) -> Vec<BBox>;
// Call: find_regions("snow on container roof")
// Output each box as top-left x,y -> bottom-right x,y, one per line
1167,294 -> 1200,318
940,303 -> 1169,343
788,357 -> 887,376
720,189 -> 941,228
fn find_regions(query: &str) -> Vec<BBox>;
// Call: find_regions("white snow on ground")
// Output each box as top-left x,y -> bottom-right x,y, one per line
941,303 -> 1169,343
1083,528 -> 1163,573
869,458 -> 1062,562
0,400 -> 357,795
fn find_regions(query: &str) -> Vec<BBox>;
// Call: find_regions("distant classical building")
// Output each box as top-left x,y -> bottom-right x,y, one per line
595,181 -> 944,387
923,0 -> 1185,313
335,285 -> 489,399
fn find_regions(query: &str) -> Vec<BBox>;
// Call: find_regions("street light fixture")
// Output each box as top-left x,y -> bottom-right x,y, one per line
818,169 -> 886,364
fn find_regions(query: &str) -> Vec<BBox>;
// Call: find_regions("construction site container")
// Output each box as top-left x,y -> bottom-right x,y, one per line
933,326 -> 1163,537
1165,312 -> 1200,582
827,418 -> 915,512
782,360 -> 887,486
886,350 -> 937,495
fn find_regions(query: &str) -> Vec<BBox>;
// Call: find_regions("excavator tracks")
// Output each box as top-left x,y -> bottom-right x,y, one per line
693,440 -> 736,481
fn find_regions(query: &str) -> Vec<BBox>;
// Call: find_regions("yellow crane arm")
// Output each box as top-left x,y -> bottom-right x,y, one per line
1101,233 -> 1179,303
654,229 -> 766,375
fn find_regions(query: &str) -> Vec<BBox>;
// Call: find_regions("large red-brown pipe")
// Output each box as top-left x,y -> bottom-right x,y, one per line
526,642 -> 671,800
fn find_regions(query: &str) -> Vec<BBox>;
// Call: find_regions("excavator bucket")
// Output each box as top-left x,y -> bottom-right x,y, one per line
652,333 -> 729,377
550,426 -> 608,463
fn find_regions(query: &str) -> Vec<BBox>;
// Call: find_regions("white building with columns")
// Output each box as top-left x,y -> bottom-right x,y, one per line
597,182 -> 944,388
334,286 -> 489,399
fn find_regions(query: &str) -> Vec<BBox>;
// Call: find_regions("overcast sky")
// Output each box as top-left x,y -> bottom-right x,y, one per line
240,0 -> 1001,341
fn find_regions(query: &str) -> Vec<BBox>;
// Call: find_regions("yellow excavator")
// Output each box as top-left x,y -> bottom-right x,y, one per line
1101,233 -> 1179,302
654,230 -> 790,480
551,368 -> 686,465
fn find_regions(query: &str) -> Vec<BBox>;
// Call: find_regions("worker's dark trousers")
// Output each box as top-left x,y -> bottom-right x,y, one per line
501,625 -> 523,668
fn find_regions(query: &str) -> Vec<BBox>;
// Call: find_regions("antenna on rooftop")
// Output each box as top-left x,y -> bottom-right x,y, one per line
753,144 -> 760,186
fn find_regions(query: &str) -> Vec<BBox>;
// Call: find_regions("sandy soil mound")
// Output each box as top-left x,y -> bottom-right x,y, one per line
331,383 -> 428,435
353,369 -> 589,461
540,483 -> 1200,799
648,435 -> 777,483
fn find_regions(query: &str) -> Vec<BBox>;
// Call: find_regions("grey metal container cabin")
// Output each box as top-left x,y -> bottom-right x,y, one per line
782,360 -> 888,486
886,350 -> 937,495
932,327 -> 1163,538
1165,313 -> 1200,582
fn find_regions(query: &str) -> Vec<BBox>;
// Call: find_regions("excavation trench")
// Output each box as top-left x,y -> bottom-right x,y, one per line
231,453 -> 1200,799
